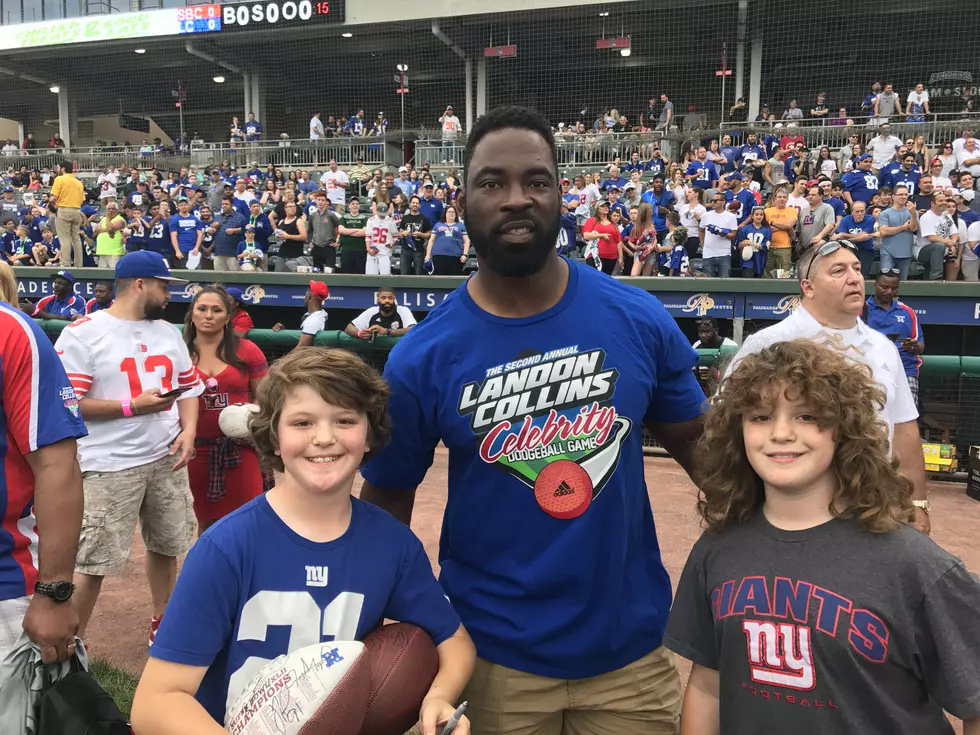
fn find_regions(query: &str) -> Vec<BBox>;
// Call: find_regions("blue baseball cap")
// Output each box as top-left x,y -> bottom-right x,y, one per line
51,269 -> 75,285
727,171 -> 743,181
115,250 -> 186,282
1,185 -> 12,193
855,153 -> 872,163
226,286 -> 246,303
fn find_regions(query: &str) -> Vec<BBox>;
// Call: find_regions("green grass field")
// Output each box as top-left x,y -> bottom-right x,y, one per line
90,659 -> 139,719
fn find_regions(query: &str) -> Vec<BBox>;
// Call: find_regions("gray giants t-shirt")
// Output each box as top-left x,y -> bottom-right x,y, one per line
664,513 -> 980,734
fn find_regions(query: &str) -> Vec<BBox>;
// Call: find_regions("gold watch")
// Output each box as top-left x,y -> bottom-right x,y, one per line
911,500 -> 930,514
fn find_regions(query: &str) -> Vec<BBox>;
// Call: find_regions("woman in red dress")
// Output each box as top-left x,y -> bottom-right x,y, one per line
183,285 -> 268,534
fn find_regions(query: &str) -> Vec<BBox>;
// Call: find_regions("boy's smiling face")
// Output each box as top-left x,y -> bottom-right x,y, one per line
276,385 -> 370,496
742,388 -> 835,497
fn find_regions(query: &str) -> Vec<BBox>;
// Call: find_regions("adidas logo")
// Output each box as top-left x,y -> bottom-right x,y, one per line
554,480 -> 574,497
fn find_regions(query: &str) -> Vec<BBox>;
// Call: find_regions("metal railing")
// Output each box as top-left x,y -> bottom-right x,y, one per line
188,137 -> 397,170
2,148 -> 191,172
5,115 -> 979,176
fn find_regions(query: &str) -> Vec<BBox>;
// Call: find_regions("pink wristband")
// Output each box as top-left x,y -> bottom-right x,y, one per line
121,400 -> 133,418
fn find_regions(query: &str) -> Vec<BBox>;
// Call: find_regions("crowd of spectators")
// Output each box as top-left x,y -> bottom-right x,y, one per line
4,80 -> 980,282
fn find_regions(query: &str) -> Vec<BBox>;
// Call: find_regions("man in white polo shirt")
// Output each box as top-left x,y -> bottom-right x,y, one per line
725,242 -> 931,534
55,251 -> 203,646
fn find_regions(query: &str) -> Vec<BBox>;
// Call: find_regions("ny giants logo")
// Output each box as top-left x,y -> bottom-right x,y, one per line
715,576 -> 889,694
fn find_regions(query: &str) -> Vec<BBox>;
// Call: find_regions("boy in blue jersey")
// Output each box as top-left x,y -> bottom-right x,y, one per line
144,202 -> 172,255
132,348 -> 475,735
360,106 -> 706,735
668,225 -> 693,276
125,206 -> 148,253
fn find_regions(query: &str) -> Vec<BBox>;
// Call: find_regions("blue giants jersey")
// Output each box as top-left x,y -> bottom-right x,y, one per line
842,170 -> 880,205
145,218 -> 171,253
149,495 -> 460,724
0,304 -> 87,600
557,212 -> 577,255
361,260 -> 706,679
864,297 -> 923,377
736,223 -> 771,276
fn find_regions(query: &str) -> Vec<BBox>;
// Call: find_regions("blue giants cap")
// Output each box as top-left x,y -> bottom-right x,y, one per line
115,250 -> 186,282
226,286 -> 246,303
51,269 -> 75,285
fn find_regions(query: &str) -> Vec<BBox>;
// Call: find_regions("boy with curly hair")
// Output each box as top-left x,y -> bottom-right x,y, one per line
132,347 -> 475,735
665,340 -> 980,735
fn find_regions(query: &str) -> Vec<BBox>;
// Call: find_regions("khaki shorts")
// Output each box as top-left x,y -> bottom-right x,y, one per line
77,454 -> 196,576
461,646 -> 681,735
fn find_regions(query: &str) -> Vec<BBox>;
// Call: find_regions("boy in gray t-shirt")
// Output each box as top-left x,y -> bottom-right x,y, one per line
664,340 -> 980,735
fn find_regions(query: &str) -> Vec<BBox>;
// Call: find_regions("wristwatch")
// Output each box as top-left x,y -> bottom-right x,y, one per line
34,580 -> 75,603
911,499 -> 931,515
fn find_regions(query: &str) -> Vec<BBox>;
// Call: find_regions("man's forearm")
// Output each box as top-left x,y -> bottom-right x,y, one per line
177,396 -> 198,438
647,416 -> 704,481
358,480 -> 417,526
79,397 -> 127,421
27,438 -> 83,583
894,420 -> 927,501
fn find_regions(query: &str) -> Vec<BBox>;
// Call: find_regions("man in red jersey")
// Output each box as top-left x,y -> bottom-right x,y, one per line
0,299 -> 87,662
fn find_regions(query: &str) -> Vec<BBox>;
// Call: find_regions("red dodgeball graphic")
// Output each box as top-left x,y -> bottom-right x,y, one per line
533,460 -> 594,520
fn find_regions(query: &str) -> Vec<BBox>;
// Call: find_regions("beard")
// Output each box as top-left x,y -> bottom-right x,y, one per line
143,299 -> 168,321
468,215 -> 561,278
379,303 -> 395,314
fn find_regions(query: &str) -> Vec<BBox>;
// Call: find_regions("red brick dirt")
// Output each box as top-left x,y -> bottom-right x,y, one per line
87,450 -> 976,732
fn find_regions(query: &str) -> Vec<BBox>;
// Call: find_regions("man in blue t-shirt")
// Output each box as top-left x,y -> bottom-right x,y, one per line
417,182 -> 444,226
361,106 -> 706,734
832,200 -> 877,276
168,196 -> 203,268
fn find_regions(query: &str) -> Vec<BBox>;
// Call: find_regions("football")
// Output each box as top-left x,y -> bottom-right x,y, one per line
218,403 -> 259,440
359,624 -> 440,735
224,640 -> 372,735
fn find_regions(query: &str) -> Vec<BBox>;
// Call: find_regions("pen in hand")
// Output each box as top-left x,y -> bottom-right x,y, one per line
439,701 -> 467,735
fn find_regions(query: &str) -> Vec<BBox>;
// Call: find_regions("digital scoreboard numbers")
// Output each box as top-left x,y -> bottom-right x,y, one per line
177,5 -> 222,34
178,0 -> 343,34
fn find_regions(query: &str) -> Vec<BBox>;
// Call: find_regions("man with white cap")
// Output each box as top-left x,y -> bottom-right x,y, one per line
365,202 -> 400,275
393,166 -> 413,198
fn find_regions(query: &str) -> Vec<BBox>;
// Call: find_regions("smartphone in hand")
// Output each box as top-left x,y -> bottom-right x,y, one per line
159,386 -> 192,399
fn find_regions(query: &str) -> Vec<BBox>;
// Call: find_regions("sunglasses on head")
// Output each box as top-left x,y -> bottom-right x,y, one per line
803,241 -> 857,281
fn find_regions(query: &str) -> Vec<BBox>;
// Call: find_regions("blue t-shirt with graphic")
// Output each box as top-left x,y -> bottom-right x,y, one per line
169,214 -> 204,253
361,260 -> 706,679
430,222 -> 467,257
149,495 -> 460,724
838,214 -> 877,252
